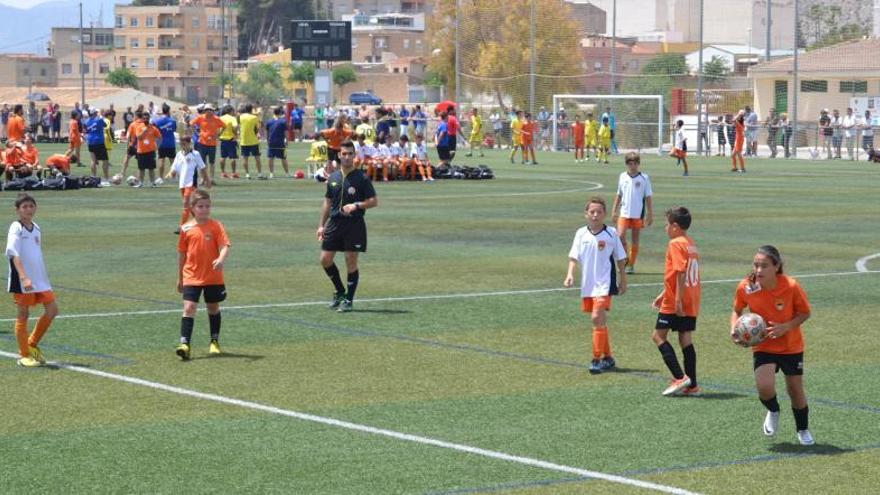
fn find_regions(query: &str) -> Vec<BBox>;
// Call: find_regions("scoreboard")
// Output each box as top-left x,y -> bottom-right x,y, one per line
290,20 -> 352,62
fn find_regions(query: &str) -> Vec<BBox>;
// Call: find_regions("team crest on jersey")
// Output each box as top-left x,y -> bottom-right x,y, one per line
775,298 -> 785,311
34,236 -> 40,245
205,234 -> 212,241
635,182 -> 641,189
597,240 -> 606,250
347,186 -> 356,195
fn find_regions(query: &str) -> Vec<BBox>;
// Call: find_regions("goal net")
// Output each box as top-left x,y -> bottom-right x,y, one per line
551,94 -> 666,154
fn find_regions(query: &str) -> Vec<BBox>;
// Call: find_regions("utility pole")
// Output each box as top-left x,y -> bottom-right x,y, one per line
221,0 -> 226,101
529,0 -> 535,114
454,0 -> 461,104
79,2 -> 85,108
696,0 -> 704,154
792,0 -> 799,158
765,0 -> 772,60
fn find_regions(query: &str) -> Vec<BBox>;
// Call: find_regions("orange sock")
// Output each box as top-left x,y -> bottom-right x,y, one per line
591,327 -> 605,359
14,317 -> 29,357
600,326 -> 612,357
28,314 -> 53,347
629,245 -> 639,267
180,208 -> 189,226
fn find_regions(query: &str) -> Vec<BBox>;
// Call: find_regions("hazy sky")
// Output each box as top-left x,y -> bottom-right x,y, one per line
0,0 -> 50,7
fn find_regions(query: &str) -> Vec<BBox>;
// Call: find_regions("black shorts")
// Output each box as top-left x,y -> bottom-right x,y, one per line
88,143 -> 108,161
610,130 -> 615,139
158,147 -> 176,160
267,147 -> 286,159
753,352 -> 803,376
328,148 -> 340,164
136,151 -> 156,170
449,135 -> 457,151
196,143 -> 216,164
182,284 -> 227,304
321,217 -> 367,252
127,144 -> 137,157
241,144 -> 260,157
655,313 -> 697,332
220,140 -> 238,159
437,145 -> 451,161
293,122 -> 303,130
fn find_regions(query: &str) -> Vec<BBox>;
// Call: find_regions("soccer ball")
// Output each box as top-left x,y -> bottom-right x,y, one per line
733,313 -> 767,347
110,174 -> 122,185
126,175 -> 140,187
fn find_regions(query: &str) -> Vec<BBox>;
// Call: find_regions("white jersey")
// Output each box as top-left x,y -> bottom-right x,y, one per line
674,129 -> 687,150
376,143 -> 391,159
390,142 -> 407,158
171,150 -> 206,189
568,224 -> 626,298
411,141 -> 429,160
355,142 -> 376,160
616,172 -> 653,220
6,221 -> 51,293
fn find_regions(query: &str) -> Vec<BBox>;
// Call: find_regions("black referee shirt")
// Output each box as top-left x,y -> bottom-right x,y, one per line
325,168 -> 376,219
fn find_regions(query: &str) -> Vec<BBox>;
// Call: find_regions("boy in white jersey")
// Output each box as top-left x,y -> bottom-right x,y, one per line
410,134 -> 434,181
374,135 -> 393,182
611,151 -> 654,274
354,133 -> 375,172
392,135 -> 413,180
166,136 -> 211,233
7,193 -> 58,367
563,196 -> 628,374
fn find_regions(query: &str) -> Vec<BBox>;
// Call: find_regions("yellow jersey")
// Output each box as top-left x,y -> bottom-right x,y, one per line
469,115 -> 483,140
219,114 -> 238,141
511,118 -> 523,144
239,113 -> 260,147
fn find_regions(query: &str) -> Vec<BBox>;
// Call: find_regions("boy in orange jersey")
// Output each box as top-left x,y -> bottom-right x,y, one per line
564,196 -> 628,374
44,150 -> 76,177
571,115 -> 585,162
190,104 -> 225,180
176,189 -> 230,360
731,245 -> 814,445
409,133 -> 434,181
131,112 -> 163,187
651,206 -> 701,396
67,110 -> 82,164
3,141 -> 28,181
521,112 -> 537,165
7,193 -> 59,367
6,104 -> 25,144
21,135 -> 39,172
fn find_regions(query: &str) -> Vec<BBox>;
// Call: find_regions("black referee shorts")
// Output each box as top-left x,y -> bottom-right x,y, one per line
321,217 -> 367,253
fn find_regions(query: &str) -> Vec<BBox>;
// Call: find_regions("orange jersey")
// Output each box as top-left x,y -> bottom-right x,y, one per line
45,154 -> 70,174
3,147 -> 22,166
660,235 -> 701,316
177,218 -> 230,286
734,275 -> 810,355
126,122 -> 138,145
190,114 -> 225,147
131,121 -> 162,153
22,146 -> 38,165
572,122 -> 585,144
7,115 -> 25,143
321,127 -> 353,150
68,119 -> 82,146
521,121 -> 535,142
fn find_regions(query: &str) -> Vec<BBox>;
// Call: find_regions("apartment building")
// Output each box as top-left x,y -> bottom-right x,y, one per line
327,0 -> 431,19
48,27 -> 115,88
113,0 -> 237,103
0,54 -> 57,88
345,12 -> 427,64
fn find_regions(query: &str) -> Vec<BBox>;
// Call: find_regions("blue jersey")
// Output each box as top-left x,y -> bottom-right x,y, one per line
152,115 -> 177,149
84,116 -> 106,146
376,119 -> 391,139
399,108 -> 409,125
290,107 -> 304,125
266,118 -> 287,148
435,121 -> 450,147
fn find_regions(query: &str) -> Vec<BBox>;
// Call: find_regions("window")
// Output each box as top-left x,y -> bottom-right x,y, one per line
594,61 -> 602,70
146,58 -> 155,69
415,39 -> 422,49
162,61 -> 174,71
191,59 -> 199,70
146,17 -> 154,27
208,62 -> 216,72
403,39 -> 410,49
130,17 -> 138,27
167,87 -> 176,99
146,37 -> 155,48
22,68 -> 30,76
82,33 -> 91,44
801,80 -> 827,92
40,68 -> 47,77
129,58 -> 139,69
840,80 -> 868,93
190,38 -> 199,49
192,17 -> 200,28
62,63 -> 72,74
153,86 -> 161,96
95,33 -> 113,46
99,63 -> 110,74
375,37 -> 387,48
130,38 -> 139,48
115,15 -> 124,28
114,36 -> 126,49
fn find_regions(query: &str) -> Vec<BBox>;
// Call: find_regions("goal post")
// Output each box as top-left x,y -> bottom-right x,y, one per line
551,94 -> 665,155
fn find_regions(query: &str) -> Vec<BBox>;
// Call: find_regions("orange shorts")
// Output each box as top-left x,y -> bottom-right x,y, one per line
671,148 -> 686,159
617,218 -> 644,230
13,290 -> 55,307
581,295 -> 612,313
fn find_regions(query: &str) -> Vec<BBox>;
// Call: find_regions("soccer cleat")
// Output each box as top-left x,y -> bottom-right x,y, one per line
328,293 -> 346,309
337,299 -> 353,313
173,227 -> 181,235
232,173 -> 240,179
589,359 -> 602,374
28,345 -> 46,364
796,429 -> 815,446
682,172 -> 689,176
599,356 -> 616,371
209,340 -> 222,355
268,173 -> 274,179
662,376 -> 691,396
763,410 -> 779,436
175,343 -> 191,361
221,172 -> 230,179
17,356 -> 42,367
680,386 -> 702,397
625,265 -> 635,275
245,174 -> 251,180
730,168 -> 738,172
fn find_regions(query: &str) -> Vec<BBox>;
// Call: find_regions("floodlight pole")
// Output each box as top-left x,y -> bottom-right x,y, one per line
792,0 -> 799,158
765,0 -> 772,60
221,0 -> 226,101
696,0 -> 704,154
529,0 -> 535,114
454,0 -> 461,104
79,2 -> 85,108
610,0 -> 616,102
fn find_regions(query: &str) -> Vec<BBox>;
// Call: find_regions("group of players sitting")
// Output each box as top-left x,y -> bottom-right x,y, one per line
2,136 -> 75,182
309,132 -> 436,182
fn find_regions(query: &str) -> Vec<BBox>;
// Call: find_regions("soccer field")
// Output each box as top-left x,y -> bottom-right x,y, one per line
1,143 -> 879,494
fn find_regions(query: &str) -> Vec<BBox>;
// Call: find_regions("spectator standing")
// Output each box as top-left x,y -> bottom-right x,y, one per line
714,115 -> 727,156
289,103 -> 304,142
83,108 -> 110,182
51,104 -> 61,143
153,103 -> 178,180
830,108 -> 842,159
398,105 -> 410,139
26,101 -> 38,136
265,106 -> 291,178
766,108 -> 779,158
238,104 -> 264,179
412,105 -> 427,139
489,109 -> 502,148
842,107 -> 856,160
744,105 -> 758,156
818,109 -> 832,159
860,110 -> 874,153
0,103 -> 9,141
218,105 -> 239,179
602,106 -> 620,155
39,108 -> 50,140
325,104 -> 336,129
780,113 -> 793,158
537,106 -> 551,151
122,106 -> 135,137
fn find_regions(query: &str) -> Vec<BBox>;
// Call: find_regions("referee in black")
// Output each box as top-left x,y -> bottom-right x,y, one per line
317,140 -> 378,312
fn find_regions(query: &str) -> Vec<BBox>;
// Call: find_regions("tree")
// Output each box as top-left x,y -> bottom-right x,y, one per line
702,55 -> 730,86
233,62 -> 284,106
427,0 -> 583,110
211,73 -> 238,101
802,3 -> 870,50
288,61 -> 316,85
332,65 -> 357,94
106,67 -> 139,90
617,53 -> 688,149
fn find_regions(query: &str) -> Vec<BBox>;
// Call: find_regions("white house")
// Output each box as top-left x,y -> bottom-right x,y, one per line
685,44 -> 794,75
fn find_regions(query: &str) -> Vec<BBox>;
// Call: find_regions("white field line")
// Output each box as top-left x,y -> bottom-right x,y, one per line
855,253 -> 880,273
0,350 -> 698,495
0,270 -> 874,323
